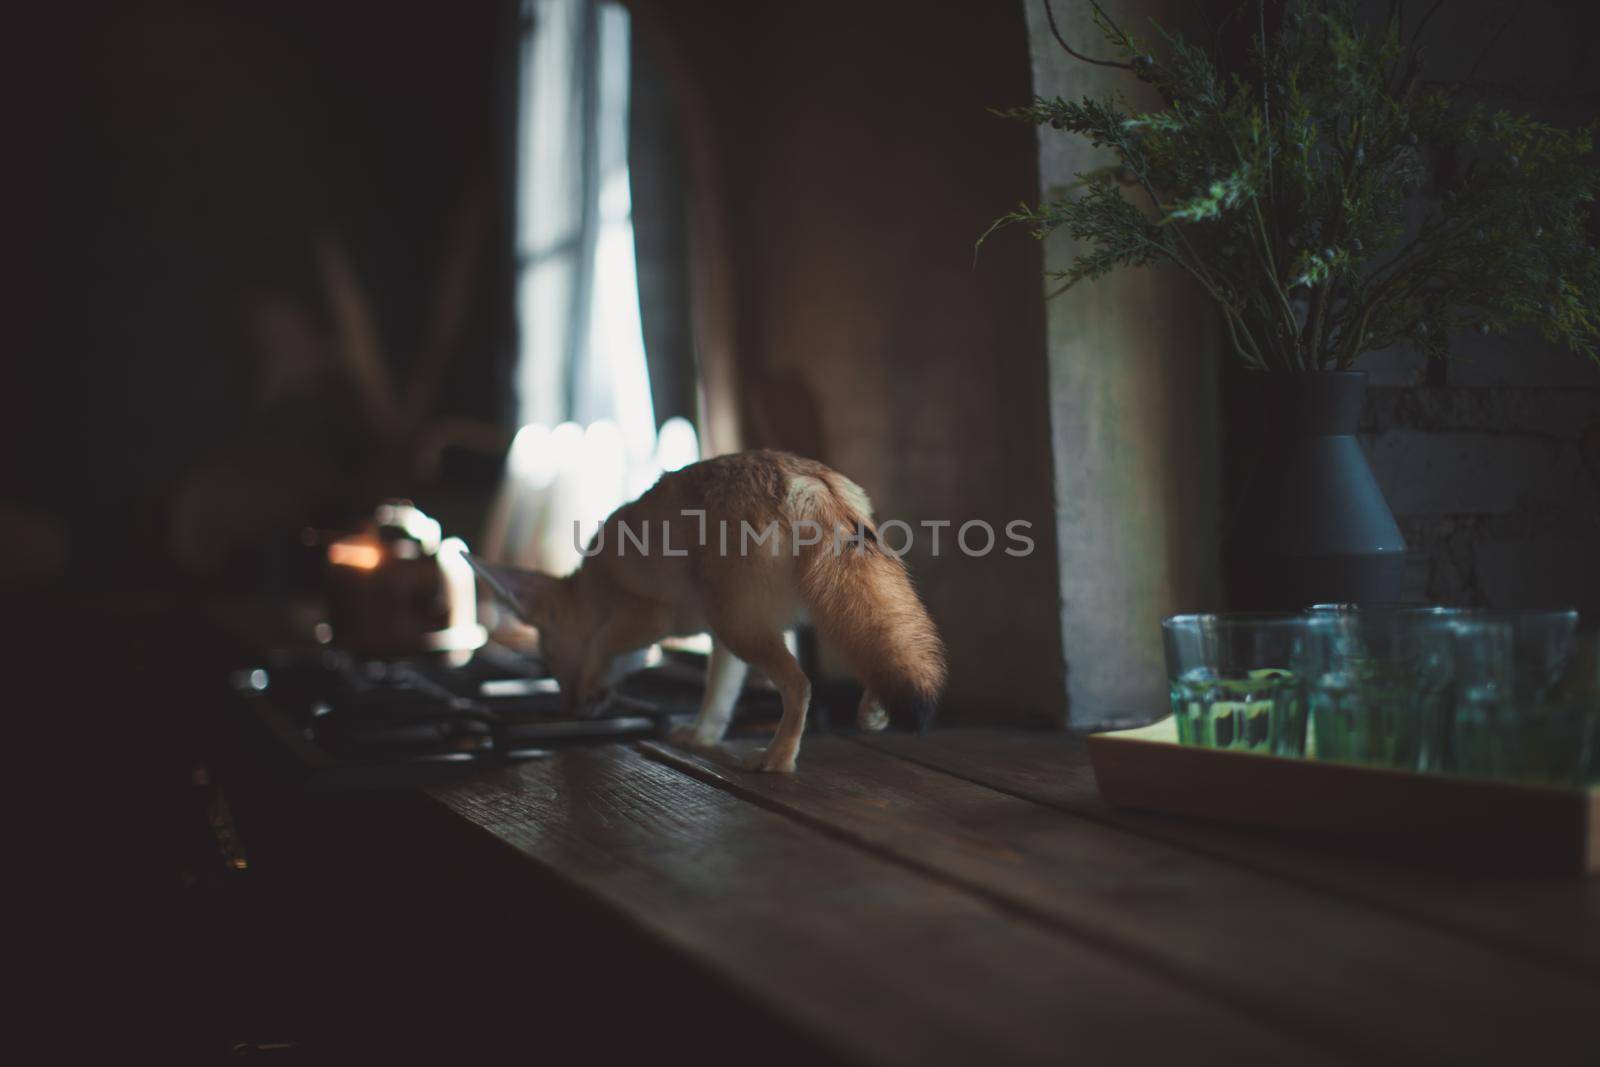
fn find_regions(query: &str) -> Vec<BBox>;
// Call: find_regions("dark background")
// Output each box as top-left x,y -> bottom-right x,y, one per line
9,1 -> 515,596
5,0 -> 1067,722
8,0 -> 1597,615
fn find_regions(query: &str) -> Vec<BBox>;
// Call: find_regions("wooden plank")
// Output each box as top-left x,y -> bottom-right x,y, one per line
427,745 -> 1346,1067
643,736 -> 1600,1067
862,729 -> 1600,980
1088,727 -> 1598,874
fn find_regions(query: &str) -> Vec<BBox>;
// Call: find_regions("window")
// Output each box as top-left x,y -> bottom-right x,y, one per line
494,0 -> 697,573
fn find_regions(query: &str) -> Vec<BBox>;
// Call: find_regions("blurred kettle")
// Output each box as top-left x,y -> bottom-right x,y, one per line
323,500 -> 485,661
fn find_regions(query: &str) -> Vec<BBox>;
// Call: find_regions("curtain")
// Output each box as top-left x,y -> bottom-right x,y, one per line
488,0 -> 698,578
515,0 -> 657,458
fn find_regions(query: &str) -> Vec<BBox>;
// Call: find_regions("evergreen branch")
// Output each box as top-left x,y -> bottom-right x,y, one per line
1461,8 -> 1517,89
1405,0 -> 1446,56
1041,0 -> 1134,71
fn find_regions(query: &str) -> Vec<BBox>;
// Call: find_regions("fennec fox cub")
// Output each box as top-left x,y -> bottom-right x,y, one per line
467,450 -> 946,772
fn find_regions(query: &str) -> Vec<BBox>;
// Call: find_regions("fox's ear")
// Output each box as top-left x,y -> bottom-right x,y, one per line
463,554 -> 559,624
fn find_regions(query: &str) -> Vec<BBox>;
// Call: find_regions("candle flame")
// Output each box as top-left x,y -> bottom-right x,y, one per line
328,539 -> 382,570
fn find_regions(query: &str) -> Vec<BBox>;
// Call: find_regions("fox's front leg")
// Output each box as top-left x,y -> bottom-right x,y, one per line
670,640 -> 748,749
574,609 -> 669,717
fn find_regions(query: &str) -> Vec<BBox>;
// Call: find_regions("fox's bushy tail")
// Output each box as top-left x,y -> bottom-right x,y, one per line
789,472 -> 947,731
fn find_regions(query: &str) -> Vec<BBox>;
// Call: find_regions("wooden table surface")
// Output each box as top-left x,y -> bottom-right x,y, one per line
426,730 -> 1600,1067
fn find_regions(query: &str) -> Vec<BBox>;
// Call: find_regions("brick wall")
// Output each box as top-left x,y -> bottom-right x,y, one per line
1355,0 -> 1600,615
1360,345 -> 1600,612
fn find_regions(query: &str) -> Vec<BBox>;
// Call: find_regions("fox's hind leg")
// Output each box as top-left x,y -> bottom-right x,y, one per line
669,639 -> 748,749
711,628 -> 810,773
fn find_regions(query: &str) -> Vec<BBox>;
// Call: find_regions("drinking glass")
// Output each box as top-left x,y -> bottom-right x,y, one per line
1301,608 -> 1458,770
1304,605 -> 1471,771
1162,614 -> 1307,756
1450,611 -> 1591,785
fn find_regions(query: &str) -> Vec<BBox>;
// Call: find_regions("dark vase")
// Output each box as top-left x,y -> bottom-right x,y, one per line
1223,370 -> 1405,609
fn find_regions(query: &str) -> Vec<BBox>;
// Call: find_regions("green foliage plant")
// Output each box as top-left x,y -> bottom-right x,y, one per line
986,0 -> 1600,370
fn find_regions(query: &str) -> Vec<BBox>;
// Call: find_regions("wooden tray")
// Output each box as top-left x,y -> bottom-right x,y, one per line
1087,719 -> 1599,875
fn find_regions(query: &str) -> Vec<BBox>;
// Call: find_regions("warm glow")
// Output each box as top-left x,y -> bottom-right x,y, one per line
328,539 -> 382,570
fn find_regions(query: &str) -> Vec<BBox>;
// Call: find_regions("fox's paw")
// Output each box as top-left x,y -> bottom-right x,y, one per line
743,746 -> 797,774
856,697 -> 889,733
668,725 -> 718,750
575,688 -> 611,719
